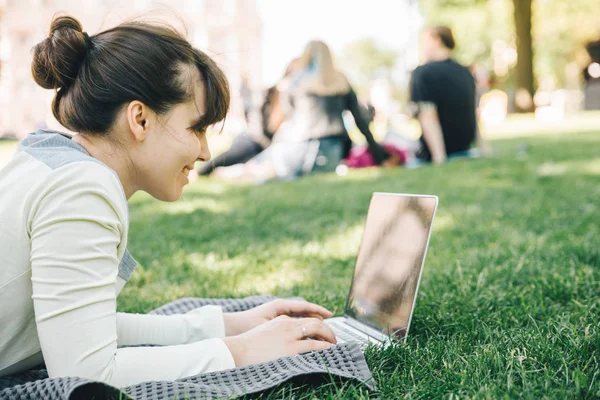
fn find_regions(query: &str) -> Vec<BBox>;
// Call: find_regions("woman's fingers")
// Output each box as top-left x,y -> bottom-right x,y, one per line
295,338 -> 334,354
225,315 -> 338,368
274,299 -> 333,319
294,318 -> 337,345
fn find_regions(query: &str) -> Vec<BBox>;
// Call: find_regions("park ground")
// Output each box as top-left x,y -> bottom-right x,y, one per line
0,116 -> 598,398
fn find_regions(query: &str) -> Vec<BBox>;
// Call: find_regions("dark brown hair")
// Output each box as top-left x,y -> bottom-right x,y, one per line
31,15 -> 230,134
429,26 -> 455,50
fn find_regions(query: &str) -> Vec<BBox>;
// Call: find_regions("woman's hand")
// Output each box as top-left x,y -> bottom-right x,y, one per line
368,142 -> 392,166
223,299 -> 333,336
382,152 -> 402,168
223,315 -> 336,367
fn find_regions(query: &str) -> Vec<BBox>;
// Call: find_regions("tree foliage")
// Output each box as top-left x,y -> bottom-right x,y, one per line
339,39 -> 399,96
419,0 -> 600,90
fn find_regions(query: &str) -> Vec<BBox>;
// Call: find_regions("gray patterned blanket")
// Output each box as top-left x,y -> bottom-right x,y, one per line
0,296 -> 374,399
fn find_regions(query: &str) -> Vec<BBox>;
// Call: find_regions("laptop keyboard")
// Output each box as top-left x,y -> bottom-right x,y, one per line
326,320 -> 374,346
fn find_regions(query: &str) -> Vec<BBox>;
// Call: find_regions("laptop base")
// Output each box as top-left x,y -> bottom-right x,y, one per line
325,317 -> 386,348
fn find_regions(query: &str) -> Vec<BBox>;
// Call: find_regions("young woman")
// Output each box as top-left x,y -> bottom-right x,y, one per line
0,16 -> 336,388
276,40 -> 389,168
215,40 -> 389,182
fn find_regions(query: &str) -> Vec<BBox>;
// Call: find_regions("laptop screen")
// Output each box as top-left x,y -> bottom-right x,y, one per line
345,193 -> 437,339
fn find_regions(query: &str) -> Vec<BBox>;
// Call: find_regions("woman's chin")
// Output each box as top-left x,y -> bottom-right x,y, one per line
170,185 -> 185,202
144,175 -> 189,202
147,185 -> 184,202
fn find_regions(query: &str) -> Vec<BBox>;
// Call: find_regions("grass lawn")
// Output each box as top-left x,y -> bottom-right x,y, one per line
0,140 -> 18,166
120,130 -> 599,398
0,139 -> 17,147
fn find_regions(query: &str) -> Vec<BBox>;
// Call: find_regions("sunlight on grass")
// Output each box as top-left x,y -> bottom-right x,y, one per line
301,224 -> 363,258
185,180 -> 228,194
482,111 -> 600,138
134,196 -> 234,216
537,162 -> 569,176
433,213 -> 456,231
537,158 -> 600,177
336,168 -> 386,182
451,173 -> 515,189
0,142 -> 17,169
236,259 -> 311,293
186,252 -> 246,271
162,197 -> 233,215
0,140 -> 17,148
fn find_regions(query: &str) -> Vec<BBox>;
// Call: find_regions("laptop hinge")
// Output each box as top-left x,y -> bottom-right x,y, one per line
344,316 -> 389,342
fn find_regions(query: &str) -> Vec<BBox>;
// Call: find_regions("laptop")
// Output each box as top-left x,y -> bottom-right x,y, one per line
325,193 -> 438,347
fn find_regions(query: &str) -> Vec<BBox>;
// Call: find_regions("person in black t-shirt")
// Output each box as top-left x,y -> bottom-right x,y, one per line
409,26 -> 489,164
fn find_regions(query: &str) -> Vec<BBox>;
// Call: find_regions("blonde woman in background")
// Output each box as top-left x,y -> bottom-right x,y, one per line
216,40 -> 389,182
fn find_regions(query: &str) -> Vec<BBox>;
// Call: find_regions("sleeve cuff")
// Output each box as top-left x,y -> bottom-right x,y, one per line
213,338 -> 236,370
184,305 -> 227,341
108,338 -> 237,387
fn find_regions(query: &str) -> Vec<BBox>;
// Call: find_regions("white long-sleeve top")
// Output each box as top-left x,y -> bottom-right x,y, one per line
0,131 -> 235,387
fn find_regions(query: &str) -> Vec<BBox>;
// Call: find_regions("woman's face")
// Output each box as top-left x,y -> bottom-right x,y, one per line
132,76 -> 212,202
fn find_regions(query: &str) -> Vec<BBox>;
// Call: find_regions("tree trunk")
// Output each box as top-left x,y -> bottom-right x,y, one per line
513,0 -> 535,112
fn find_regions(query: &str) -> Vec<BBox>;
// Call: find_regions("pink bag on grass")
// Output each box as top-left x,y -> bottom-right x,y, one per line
344,144 -> 408,168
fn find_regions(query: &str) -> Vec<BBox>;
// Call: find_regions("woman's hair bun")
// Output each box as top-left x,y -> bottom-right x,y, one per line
31,15 -> 89,90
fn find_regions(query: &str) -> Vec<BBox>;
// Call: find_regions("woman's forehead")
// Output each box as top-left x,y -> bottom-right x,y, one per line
189,77 -> 206,116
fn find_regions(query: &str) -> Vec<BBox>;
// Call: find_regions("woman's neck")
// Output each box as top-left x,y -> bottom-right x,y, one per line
72,133 -> 138,199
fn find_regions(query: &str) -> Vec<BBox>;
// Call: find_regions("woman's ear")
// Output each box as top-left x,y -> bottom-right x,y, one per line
126,100 -> 149,142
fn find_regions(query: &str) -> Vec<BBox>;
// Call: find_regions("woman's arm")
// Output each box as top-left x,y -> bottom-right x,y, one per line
29,163 -> 234,387
345,88 -> 388,164
115,306 -> 226,347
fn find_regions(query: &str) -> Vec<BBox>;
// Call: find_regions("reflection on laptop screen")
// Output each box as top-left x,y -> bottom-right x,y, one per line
345,194 -> 437,338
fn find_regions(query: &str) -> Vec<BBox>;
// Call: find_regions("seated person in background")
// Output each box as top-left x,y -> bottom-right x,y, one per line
197,59 -> 299,176
215,40 -> 389,182
410,25 -> 489,164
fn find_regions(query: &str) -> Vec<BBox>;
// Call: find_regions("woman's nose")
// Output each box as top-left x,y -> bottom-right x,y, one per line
197,136 -> 211,162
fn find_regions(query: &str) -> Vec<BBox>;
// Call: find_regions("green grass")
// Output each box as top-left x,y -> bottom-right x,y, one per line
120,131 -> 600,399
0,139 -> 17,147
0,141 -> 18,171
0,139 -> 17,154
